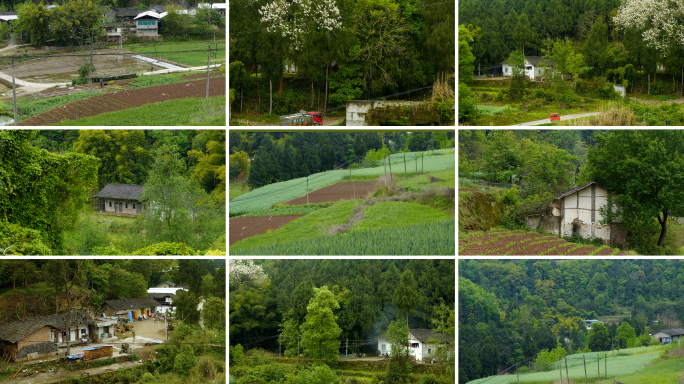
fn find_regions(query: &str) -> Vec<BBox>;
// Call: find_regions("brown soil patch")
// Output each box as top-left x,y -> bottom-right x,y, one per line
284,181 -> 378,205
229,215 -> 305,246
460,233 -> 547,255
506,240 -> 569,256
20,77 -> 225,125
564,245 -> 601,255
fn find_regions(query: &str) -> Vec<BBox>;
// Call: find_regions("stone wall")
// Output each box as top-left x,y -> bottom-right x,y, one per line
526,215 -> 561,235
15,341 -> 57,360
610,223 -> 627,249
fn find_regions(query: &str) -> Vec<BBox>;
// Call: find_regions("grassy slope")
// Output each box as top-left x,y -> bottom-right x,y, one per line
230,200 -> 455,255
230,150 -> 455,215
467,346 -> 663,384
52,96 -> 225,126
129,40 -> 226,67
616,355 -> 684,384
395,167 -> 455,191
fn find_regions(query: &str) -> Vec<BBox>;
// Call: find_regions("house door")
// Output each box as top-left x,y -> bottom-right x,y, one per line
137,204 -> 141,214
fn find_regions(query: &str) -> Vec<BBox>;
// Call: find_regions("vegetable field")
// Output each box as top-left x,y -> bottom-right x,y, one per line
229,151 -> 455,215
467,347 -> 663,384
459,228 -> 627,255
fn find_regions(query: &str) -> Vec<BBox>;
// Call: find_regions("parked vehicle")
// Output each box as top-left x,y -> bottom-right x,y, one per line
550,113 -> 560,122
280,110 -> 322,126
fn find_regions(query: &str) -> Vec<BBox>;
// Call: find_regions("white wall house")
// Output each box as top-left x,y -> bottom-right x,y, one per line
502,56 -> 555,81
526,181 -> 626,247
90,184 -> 145,216
653,329 -> 684,344
375,329 -> 449,362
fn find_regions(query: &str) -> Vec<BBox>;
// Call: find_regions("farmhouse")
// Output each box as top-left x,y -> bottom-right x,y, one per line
155,280 -> 178,288
134,11 -> 162,36
582,319 -> 602,330
375,329 -> 451,362
101,297 -> 159,320
90,183 -> 145,216
148,285 -> 187,313
652,328 -> 684,344
0,311 -> 96,361
525,181 -> 626,247
502,56 -> 555,81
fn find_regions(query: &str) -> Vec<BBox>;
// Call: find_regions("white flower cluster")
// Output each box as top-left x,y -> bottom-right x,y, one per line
229,259 -> 268,286
614,0 -> 684,51
258,0 -> 342,48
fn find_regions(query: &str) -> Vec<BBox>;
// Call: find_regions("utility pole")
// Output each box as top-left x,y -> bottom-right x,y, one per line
306,177 -> 309,204
165,312 -> 167,341
89,41 -> 93,96
346,338 -> 348,357
415,153 -> 417,176
383,157 -> 387,187
559,358 -> 563,384
403,154 -> 407,179
206,45 -> 211,98
11,57 -> 17,126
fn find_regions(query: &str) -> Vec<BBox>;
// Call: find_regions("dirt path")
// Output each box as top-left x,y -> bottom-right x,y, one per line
284,182 -> 379,205
19,76 -> 225,125
21,360 -> 141,384
229,215 -> 305,246
511,112 -> 602,126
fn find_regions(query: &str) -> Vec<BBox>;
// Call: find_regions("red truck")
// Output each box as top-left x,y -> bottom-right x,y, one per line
280,111 -> 323,126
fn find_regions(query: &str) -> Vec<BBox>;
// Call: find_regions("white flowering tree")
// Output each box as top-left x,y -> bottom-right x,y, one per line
258,0 -> 345,112
229,259 -> 268,288
614,0 -> 684,52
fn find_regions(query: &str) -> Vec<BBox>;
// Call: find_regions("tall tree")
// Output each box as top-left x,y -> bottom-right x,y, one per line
479,335 -> 500,377
586,131 -> 684,248
300,286 -> 342,364
319,138 -> 336,171
513,12 -> 533,54
392,269 -> 419,327
423,0 -> 455,83
587,322 -> 610,351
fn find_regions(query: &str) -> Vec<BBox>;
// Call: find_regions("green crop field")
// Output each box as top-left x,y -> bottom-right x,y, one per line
53,96 -> 225,126
129,41 -> 226,67
467,347 -> 663,384
395,167 -> 455,191
616,357 -> 684,384
229,152 -> 455,215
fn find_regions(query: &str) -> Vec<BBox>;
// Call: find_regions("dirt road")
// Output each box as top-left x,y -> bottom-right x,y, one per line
511,112 -> 602,126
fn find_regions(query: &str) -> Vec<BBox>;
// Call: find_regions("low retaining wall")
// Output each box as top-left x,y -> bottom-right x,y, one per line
16,341 -> 58,360
346,100 -> 425,126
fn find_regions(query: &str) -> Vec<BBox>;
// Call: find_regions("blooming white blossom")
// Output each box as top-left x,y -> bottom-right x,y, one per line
229,259 -> 268,286
259,0 -> 342,49
614,0 -> 684,52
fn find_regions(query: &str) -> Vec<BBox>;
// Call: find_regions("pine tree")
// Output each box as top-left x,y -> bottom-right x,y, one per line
479,336 -> 500,377
392,269 -> 419,327
319,138 -> 335,171
247,156 -> 269,190
353,134 -> 366,159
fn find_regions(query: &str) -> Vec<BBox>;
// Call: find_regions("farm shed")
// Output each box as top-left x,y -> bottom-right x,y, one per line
502,56 -> 556,81
525,181 -> 626,247
376,329 -> 451,362
90,183 -> 145,217
101,297 -> 158,319
653,328 -> 684,344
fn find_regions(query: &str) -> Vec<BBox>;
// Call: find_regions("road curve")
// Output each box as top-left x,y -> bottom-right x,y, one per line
511,111 -> 602,126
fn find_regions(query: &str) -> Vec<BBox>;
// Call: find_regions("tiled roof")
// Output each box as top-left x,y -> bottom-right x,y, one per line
502,56 -> 556,67
92,184 -> 144,200
156,281 -> 176,287
148,292 -> 176,299
103,298 -> 159,311
0,319 -> 48,343
659,328 -> 684,337
0,311 -> 94,343
409,329 -> 450,343
555,181 -> 607,201
111,7 -> 150,17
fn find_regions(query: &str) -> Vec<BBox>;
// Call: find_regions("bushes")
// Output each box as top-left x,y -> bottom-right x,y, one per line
198,357 -> 217,380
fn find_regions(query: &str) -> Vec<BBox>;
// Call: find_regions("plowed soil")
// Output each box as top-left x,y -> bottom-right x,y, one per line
229,215 -> 305,246
460,229 -> 628,255
284,181 -> 379,205
19,76 -> 226,126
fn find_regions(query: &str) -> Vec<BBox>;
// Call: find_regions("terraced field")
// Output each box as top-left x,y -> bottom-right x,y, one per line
459,228 -> 627,255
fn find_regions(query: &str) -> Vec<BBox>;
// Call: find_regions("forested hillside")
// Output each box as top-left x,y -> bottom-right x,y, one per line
459,259 -> 684,383
0,130 -> 226,255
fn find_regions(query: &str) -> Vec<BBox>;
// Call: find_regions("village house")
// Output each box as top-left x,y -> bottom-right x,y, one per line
148,284 -> 188,313
582,319 -> 603,330
525,181 -> 626,247
375,329 -> 451,362
134,11 -> 162,36
653,328 -> 684,344
104,7 -> 146,34
0,311 -> 97,361
101,297 -> 159,320
502,56 -> 555,81
155,280 -> 178,288
90,183 -> 145,216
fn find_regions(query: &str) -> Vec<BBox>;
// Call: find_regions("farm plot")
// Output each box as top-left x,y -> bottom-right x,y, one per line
229,215 -> 305,245
20,77 -> 225,125
460,229 -> 625,255
284,182 -> 378,205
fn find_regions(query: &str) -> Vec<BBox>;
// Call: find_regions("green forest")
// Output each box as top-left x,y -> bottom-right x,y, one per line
0,129 -> 225,256
229,259 -> 455,384
459,259 -> 684,383
229,0 -> 454,125
459,129 -> 684,255
0,259 -> 225,384
229,131 -> 455,190
459,0 -> 684,125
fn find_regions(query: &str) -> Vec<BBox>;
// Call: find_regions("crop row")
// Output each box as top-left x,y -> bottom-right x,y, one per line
230,219 -> 455,255
230,153 -> 455,215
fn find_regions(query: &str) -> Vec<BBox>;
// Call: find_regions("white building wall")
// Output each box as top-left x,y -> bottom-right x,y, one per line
104,198 -> 140,215
560,185 -> 612,241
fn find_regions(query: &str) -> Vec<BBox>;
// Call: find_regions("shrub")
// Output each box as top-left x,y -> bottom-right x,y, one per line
198,357 -> 217,380
420,373 -> 439,384
142,372 -> 154,382
173,345 -> 196,376
130,353 -> 138,361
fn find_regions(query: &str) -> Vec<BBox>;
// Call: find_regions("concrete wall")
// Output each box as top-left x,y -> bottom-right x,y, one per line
346,101 -> 427,126
526,215 -> 561,235
103,198 -> 140,216
560,184 -> 610,240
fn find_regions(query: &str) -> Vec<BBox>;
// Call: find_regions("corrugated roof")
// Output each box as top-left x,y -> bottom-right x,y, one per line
103,298 -> 159,311
91,183 -> 144,200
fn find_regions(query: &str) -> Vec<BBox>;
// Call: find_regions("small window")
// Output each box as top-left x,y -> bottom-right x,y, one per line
109,202 -> 112,207
81,329 -> 86,335
126,202 -> 128,208
382,344 -> 386,351
133,204 -> 136,209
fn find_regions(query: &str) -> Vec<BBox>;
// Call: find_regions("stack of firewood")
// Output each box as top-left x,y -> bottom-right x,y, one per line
84,346 -> 113,360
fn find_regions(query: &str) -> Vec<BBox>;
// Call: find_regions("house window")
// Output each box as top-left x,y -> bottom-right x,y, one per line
382,344 -> 386,351
428,349 -> 431,354
410,343 -> 419,348
138,20 -> 156,26
126,202 -> 128,208
109,202 -> 112,207
133,204 -> 136,209
50,333 -> 54,341
505,67 -> 508,74
81,328 -> 86,335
